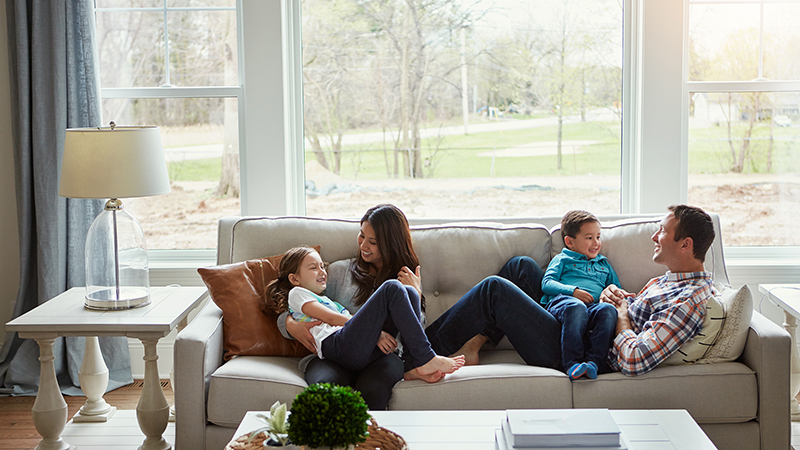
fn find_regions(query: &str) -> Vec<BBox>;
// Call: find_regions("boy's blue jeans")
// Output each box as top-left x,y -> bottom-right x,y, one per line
425,256 -> 562,370
546,295 -> 617,373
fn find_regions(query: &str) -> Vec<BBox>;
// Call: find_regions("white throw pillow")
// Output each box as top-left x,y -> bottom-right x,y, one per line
698,284 -> 753,364
661,293 -> 725,366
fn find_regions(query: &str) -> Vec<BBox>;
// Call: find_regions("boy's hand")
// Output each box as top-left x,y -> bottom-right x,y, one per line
377,331 -> 397,354
573,288 -> 594,304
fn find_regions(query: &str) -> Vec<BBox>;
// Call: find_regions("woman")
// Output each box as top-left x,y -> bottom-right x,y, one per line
279,204 -> 441,410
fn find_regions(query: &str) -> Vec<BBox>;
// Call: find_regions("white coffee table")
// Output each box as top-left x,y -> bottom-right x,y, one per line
232,409 -> 717,450
5,286 -> 207,450
758,283 -> 800,421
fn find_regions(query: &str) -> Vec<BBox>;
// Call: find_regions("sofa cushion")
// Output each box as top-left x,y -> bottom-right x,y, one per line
207,356 -> 308,428
573,362 -> 757,424
389,350 -> 572,410
198,249 -> 316,360
411,223 -> 551,323
699,285 -> 753,364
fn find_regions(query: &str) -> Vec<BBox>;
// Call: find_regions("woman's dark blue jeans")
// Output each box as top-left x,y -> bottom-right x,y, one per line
425,256 -> 562,369
321,279 -> 435,373
304,353 -> 403,410
546,295 -> 617,373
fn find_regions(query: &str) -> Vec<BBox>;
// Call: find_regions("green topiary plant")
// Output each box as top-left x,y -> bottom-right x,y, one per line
287,383 -> 370,449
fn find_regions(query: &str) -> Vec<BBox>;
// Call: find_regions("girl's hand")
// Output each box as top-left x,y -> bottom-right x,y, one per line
398,265 -> 422,296
285,315 -> 320,354
377,331 -> 397,354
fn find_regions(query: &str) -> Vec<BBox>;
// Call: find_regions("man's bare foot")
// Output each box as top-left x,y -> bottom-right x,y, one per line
417,355 -> 465,377
450,334 -> 488,366
404,368 -> 445,383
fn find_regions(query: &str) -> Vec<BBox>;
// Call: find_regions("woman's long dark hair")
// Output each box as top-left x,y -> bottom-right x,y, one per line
349,204 -> 422,308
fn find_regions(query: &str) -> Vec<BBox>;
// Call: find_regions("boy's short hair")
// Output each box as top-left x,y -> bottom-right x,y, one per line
668,204 -> 715,262
561,210 -> 599,242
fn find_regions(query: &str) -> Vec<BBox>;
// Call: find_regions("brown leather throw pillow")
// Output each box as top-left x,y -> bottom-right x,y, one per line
197,247 -> 319,361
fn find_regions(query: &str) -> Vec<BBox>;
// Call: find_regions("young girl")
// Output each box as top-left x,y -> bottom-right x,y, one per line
269,246 -> 464,382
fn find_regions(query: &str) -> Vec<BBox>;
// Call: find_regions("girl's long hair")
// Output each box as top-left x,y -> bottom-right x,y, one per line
349,204 -> 422,307
266,246 -> 316,315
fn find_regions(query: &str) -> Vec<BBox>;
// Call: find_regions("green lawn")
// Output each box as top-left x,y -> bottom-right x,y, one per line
165,120 -> 799,182
689,123 -> 800,173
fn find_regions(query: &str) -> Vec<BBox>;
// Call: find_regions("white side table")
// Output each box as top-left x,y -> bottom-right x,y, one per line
758,283 -> 800,421
5,286 -> 208,450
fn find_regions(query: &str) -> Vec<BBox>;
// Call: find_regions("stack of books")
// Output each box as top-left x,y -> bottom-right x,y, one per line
495,409 -> 628,450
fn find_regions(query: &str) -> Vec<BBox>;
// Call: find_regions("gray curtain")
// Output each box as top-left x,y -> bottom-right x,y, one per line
0,0 -> 133,395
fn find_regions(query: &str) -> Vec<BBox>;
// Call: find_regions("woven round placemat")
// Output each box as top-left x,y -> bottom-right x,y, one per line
355,417 -> 409,450
224,416 -> 407,450
224,432 -> 268,450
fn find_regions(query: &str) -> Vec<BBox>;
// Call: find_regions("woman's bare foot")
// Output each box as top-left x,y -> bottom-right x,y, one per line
450,334 -> 488,366
417,355 -> 465,377
404,368 -> 445,383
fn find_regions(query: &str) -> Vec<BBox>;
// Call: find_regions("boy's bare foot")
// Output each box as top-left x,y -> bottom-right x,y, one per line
404,369 -> 445,383
450,334 -> 488,366
417,355 -> 465,377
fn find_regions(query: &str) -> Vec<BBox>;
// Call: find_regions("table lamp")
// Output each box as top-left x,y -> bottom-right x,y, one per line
59,122 -> 170,310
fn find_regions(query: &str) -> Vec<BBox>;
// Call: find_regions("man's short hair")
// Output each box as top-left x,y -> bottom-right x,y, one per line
561,210 -> 599,242
668,205 -> 715,262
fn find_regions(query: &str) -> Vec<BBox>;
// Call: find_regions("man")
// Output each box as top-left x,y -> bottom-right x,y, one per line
600,205 -> 717,376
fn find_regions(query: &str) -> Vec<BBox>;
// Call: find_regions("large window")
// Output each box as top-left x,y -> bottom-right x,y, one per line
95,0 -> 241,250
301,0 -> 624,219
686,0 -> 800,246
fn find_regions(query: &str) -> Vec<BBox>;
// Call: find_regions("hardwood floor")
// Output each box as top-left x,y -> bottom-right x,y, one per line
0,380 -> 172,450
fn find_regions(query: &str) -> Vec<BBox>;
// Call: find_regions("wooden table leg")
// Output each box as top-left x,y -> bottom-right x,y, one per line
136,337 -> 171,450
32,337 -> 72,450
72,336 -> 116,422
782,311 -> 800,420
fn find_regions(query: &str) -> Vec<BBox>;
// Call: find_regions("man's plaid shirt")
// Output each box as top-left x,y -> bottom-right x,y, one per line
608,271 -> 716,376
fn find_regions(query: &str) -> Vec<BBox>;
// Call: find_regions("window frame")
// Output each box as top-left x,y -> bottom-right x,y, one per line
143,0 -> 799,288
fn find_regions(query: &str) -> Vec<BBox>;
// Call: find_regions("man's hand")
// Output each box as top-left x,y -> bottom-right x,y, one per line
398,265 -> 422,296
573,288 -> 594,304
377,331 -> 398,354
600,284 -> 633,306
285,315 -> 320,354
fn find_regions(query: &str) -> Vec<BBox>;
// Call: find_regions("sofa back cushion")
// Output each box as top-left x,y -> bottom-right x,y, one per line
412,223 -> 551,323
229,217 -> 360,264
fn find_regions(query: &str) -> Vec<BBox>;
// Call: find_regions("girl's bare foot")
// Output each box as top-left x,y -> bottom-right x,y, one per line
417,355 -> 465,377
404,369 -> 445,383
450,334 -> 488,366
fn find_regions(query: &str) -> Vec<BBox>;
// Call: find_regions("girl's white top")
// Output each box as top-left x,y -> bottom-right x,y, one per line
288,286 -> 352,359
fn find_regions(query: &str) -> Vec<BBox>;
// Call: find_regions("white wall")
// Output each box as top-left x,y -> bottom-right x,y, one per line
0,3 -> 21,341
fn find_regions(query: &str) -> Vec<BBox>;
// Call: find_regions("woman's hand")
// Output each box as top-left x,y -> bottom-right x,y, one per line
285,314 -> 320,354
398,265 -> 422,296
376,331 -> 398,354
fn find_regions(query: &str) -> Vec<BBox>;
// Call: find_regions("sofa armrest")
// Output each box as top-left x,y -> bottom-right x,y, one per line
174,299 -> 225,450
738,311 -> 791,450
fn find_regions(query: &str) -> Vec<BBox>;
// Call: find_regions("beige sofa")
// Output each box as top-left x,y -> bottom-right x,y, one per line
174,214 -> 790,450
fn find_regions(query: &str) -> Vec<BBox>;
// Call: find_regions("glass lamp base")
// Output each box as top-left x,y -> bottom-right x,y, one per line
84,287 -> 150,310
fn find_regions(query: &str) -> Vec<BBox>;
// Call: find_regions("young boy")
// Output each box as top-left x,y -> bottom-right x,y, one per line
541,210 -> 621,380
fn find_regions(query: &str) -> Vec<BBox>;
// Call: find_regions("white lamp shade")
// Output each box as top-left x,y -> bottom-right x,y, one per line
60,125 -> 171,199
